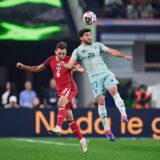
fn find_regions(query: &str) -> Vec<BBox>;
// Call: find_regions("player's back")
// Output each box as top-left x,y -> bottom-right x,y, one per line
72,42 -> 110,78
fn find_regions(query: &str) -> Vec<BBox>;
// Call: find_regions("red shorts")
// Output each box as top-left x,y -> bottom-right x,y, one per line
57,80 -> 78,109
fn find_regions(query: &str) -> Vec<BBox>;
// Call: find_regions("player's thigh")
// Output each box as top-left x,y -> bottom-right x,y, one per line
59,87 -> 77,109
58,87 -> 72,107
104,73 -> 119,91
58,96 -> 69,108
61,85 -> 78,103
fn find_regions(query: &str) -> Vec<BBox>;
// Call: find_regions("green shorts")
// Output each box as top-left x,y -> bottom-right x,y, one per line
89,72 -> 119,98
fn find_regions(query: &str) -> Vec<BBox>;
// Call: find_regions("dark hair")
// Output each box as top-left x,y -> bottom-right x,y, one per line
56,41 -> 67,50
79,28 -> 91,37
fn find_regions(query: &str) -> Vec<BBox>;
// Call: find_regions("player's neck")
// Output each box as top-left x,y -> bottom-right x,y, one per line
82,42 -> 91,46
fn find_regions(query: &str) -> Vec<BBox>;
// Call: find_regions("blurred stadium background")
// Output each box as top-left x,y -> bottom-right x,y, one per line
0,0 -> 160,160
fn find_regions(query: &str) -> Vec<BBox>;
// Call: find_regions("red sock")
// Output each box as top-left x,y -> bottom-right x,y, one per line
56,108 -> 67,128
69,121 -> 83,140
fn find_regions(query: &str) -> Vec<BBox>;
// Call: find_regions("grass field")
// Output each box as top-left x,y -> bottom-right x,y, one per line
0,138 -> 160,160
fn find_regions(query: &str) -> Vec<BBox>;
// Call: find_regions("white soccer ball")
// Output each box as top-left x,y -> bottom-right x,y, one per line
82,11 -> 97,25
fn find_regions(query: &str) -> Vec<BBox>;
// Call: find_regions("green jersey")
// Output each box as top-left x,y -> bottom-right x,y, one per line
72,42 -> 110,78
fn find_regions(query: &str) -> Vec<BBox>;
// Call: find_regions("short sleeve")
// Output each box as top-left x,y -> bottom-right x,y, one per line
43,57 -> 51,67
98,42 -> 109,53
71,49 -> 78,61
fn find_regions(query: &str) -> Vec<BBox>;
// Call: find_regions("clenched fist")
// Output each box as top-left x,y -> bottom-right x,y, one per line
16,62 -> 24,69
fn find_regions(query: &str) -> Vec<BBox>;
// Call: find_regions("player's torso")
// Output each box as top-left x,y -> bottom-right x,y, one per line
49,56 -> 73,90
77,43 -> 109,77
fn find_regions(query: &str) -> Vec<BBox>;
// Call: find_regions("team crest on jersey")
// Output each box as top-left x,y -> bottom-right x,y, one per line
82,50 -> 86,53
56,63 -> 61,71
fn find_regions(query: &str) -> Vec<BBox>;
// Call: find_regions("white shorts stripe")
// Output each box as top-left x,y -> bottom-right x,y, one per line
65,89 -> 71,98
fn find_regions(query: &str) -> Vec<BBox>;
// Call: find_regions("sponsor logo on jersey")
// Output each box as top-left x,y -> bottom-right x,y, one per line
56,63 -> 61,71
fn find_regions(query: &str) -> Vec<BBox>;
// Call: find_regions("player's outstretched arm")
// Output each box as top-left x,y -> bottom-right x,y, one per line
16,62 -> 46,72
107,48 -> 133,61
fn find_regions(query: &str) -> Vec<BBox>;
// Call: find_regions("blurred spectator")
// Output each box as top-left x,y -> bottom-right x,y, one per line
147,83 -> 160,109
32,97 -> 44,109
139,0 -> 153,18
43,78 -> 57,108
125,80 -> 136,108
132,84 -> 151,109
127,0 -> 153,19
127,0 -> 139,19
1,81 -> 17,106
4,96 -> 19,109
104,0 -> 126,18
19,81 -> 37,108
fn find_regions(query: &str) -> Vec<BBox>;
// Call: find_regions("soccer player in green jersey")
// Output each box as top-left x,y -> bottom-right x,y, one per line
61,28 -> 133,141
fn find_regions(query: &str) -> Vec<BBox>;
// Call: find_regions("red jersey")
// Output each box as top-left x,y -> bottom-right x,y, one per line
43,55 -> 74,91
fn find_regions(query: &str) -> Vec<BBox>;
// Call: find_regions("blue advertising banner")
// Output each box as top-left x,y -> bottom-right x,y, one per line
0,109 -> 160,139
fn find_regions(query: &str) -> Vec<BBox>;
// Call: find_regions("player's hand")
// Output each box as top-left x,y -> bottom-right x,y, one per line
124,55 -> 133,61
60,61 -> 65,66
16,62 -> 24,69
76,68 -> 84,73
74,64 -> 84,73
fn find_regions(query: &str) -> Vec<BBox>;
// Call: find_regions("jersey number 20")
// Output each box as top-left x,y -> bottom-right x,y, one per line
88,52 -> 95,59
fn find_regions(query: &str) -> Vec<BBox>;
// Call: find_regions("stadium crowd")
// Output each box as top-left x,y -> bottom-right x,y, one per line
0,79 -> 160,109
0,79 -> 58,109
79,0 -> 160,19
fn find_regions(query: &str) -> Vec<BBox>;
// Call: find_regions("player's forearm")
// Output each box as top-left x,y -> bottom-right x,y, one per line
74,67 -> 84,73
107,48 -> 126,58
64,63 -> 73,69
21,65 -> 41,72
73,64 -> 84,73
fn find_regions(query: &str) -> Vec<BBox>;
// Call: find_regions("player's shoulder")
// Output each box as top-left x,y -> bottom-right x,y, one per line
93,42 -> 107,49
50,55 -> 56,60
72,47 -> 80,55
93,42 -> 102,46
46,55 -> 56,64
75,44 -> 85,53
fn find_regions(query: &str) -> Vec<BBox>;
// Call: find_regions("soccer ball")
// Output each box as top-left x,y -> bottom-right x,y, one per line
82,11 -> 97,25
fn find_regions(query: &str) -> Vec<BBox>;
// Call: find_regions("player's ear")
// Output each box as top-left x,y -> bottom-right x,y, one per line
80,37 -> 83,41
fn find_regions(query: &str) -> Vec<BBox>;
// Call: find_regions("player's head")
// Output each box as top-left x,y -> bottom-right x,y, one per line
55,41 -> 67,60
79,28 -> 92,45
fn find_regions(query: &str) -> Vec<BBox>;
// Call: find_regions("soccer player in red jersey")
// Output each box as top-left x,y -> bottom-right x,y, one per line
16,41 -> 89,154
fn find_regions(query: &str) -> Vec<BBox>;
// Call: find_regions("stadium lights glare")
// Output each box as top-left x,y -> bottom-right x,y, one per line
0,0 -> 62,8
0,22 -> 62,41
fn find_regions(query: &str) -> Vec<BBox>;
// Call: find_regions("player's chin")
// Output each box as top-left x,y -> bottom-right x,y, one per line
87,40 -> 92,45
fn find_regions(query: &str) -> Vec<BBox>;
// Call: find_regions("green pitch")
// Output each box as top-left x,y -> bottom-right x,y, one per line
0,138 -> 160,160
